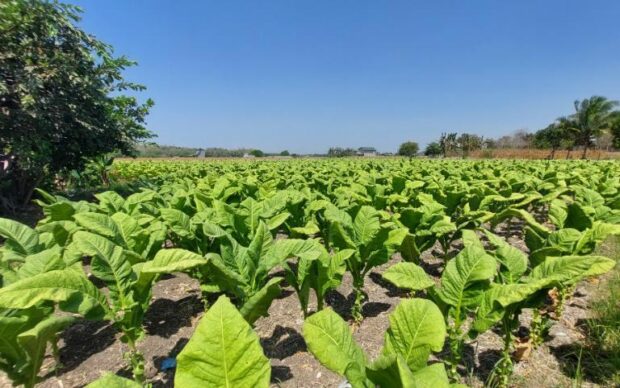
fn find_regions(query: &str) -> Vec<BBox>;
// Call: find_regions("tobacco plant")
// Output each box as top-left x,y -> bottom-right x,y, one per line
471,230 -> 616,387
328,206 -> 407,321
302,298 -> 452,387
431,230 -> 497,380
282,240 -> 355,316
174,295 -> 271,387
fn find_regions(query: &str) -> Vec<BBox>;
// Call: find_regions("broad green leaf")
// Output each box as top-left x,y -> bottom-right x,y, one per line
492,208 -> 550,236
483,231 -> 527,282
460,229 -> 484,250
0,314 -> 30,368
175,295 -> 270,387
531,255 -> 616,284
0,218 -> 39,256
266,212 -> 290,231
69,231 -> 135,308
160,208 -> 192,237
548,199 -> 567,229
240,277 -> 282,324
16,246 -> 66,280
42,202 -> 75,222
204,253 -> 248,295
436,245 -> 496,308
247,222 -> 273,271
303,308 -> 368,387
110,212 -> 140,246
367,354 -> 415,388
125,190 -> 157,212
36,220 -> 78,246
17,315 -> 75,388
383,299 -> 446,371
472,283 -> 547,334
95,191 -> 125,213
142,249 -> 208,274
0,270 -> 109,319
565,203 -> 592,231
429,218 -> 457,236
202,221 -> 228,238
329,222 -> 357,250
353,206 -> 381,246
317,248 -> 355,297
410,363 -> 451,388
74,212 -> 121,241
382,262 -> 434,292
291,221 -> 320,236
399,234 -> 421,263
575,222 -> 620,253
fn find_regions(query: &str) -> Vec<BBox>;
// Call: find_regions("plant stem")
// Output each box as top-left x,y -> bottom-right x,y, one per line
440,237 -> 451,260
51,335 -> 63,373
530,309 -> 549,349
497,314 -> 515,388
447,325 -> 462,381
316,295 -> 324,311
351,277 -> 365,322
127,338 -> 146,384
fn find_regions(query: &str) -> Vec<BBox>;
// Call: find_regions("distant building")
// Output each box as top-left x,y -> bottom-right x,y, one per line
357,147 -> 377,157
243,153 -> 256,158
194,148 -> 206,158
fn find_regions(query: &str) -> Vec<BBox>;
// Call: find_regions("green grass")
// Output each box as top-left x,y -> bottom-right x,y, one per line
575,236 -> 620,386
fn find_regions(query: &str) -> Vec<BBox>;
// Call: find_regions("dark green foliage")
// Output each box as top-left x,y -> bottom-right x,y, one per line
610,111 -> 620,149
134,143 -> 199,158
559,96 -> 619,158
0,0 -> 154,209
533,123 -> 569,158
327,147 -> 357,157
398,141 -> 419,157
424,142 -> 442,157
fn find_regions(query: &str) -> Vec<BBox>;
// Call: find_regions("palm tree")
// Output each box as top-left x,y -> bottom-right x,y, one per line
560,96 -> 619,159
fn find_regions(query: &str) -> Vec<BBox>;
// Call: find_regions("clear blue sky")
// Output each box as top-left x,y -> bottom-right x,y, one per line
74,0 -> 620,154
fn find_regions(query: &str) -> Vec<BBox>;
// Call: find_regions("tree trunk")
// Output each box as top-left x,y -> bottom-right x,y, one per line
22,174 -> 44,207
581,146 -> 588,159
2,161 -> 44,208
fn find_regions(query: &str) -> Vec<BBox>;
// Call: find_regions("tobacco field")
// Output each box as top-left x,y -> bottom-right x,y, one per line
1,158 -> 619,388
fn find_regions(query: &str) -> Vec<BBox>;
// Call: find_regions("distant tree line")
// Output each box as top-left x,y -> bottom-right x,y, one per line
327,147 -> 358,157
133,144 -> 289,158
133,143 -> 199,157
420,96 -> 620,159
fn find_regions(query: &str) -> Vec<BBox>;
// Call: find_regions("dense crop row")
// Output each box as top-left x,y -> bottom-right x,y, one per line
1,159 -> 619,387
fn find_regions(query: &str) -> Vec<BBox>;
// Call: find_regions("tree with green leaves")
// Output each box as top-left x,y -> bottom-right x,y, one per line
611,111 -> 620,149
533,123 -> 568,159
559,96 -> 619,159
327,147 -> 357,157
0,0 -> 154,211
424,142 -> 442,157
397,141 -> 419,157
